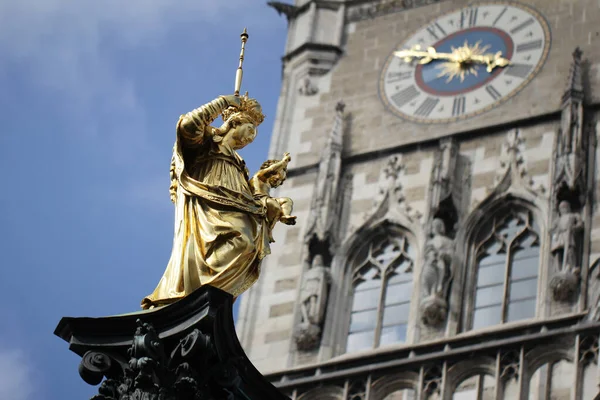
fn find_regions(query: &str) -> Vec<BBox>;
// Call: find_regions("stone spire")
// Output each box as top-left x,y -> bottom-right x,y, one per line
562,47 -> 584,105
304,100 -> 345,253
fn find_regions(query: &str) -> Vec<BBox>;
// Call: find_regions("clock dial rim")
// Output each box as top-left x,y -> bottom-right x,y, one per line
378,1 -> 552,125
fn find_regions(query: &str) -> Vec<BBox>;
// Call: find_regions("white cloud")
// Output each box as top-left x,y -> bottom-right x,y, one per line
0,347 -> 35,400
0,0 -> 257,148
0,0 -> 270,206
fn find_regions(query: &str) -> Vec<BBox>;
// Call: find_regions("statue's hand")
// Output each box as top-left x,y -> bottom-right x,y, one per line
220,94 -> 242,109
282,152 -> 291,164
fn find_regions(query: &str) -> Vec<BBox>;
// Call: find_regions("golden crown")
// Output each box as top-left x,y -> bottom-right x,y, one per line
221,93 -> 266,126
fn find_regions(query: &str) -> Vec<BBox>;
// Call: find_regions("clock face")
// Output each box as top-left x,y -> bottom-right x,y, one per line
379,2 -> 551,124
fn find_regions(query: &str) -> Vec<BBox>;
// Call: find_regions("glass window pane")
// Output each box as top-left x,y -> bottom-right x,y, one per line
477,264 -> 506,287
475,284 -> 504,308
479,251 -> 506,267
507,298 -> 535,322
346,330 -> 374,353
512,246 -> 539,260
354,270 -> 382,290
349,309 -> 378,332
473,305 -> 502,330
511,255 -> 539,280
382,303 -> 410,326
352,288 -> 380,311
385,282 -> 413,305
380,324 -> 407,346
509,278 -> 538,301
388,261 -> 413,283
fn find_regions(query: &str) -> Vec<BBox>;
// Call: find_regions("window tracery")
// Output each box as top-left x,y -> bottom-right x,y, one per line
470,207 -> 540,331
347,234 -> 415,353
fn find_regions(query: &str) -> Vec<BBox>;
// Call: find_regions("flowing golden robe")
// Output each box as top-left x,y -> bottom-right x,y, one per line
141,99 -> 270,309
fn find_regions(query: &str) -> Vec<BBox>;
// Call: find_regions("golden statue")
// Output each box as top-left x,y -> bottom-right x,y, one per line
141,29 -> 294,309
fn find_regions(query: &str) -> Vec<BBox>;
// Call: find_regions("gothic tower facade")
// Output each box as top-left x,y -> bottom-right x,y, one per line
237,1 -> 600,398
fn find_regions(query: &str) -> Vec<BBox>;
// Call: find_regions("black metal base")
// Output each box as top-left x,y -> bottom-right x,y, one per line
54,286 -> 289,400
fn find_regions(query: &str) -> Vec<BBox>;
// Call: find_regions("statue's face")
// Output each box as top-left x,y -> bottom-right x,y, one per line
228,122 -> 257,150
432,219 -> 445,235
268,169 -> 287,187
559,201 -> 571,215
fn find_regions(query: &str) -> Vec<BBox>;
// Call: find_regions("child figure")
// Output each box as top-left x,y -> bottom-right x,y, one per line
250,152 -> 296,242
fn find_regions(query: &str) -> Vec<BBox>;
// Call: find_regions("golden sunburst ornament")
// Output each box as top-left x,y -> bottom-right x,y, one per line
435,40 -> 491,83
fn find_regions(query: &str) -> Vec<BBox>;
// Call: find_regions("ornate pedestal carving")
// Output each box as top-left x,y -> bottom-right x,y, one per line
55,287 -> 289,400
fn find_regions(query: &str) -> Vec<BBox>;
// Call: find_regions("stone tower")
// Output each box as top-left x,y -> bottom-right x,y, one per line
237,1 -> 600,399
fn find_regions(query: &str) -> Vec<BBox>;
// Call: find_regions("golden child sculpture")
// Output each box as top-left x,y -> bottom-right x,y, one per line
141,29 -> 293,309
249,152 -> 297,242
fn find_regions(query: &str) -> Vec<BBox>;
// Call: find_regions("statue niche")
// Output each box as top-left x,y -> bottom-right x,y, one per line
420,218 -> 455,327
294,255 -> 331,351
549,200 -> 584,302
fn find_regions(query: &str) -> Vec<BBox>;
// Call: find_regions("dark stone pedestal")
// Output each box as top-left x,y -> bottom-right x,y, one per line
54,286 -> 289,400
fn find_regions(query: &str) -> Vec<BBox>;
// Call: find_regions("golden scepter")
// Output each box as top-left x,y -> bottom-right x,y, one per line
234,28 -> 249,97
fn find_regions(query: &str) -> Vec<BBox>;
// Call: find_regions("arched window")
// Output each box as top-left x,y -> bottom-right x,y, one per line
347,233 -> 415,353
470,207 -> 540,331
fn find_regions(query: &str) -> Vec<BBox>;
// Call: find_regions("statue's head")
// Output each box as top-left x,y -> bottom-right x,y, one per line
431,218 -> 446,235
217,95 -> 266,150
558,200 -> 571,215
312,255 -> 324,268
259,159 -> 288,187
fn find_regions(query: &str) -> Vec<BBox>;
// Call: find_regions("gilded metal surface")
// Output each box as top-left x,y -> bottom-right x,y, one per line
394,41 -> 511,82
141,31 -> 293,309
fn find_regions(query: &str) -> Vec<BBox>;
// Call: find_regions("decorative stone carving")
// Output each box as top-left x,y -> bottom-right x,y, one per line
548,48 -> 591,304
347,0 -> 446,23
294,255 -> 332,351
420,218 -> 454,327
296,101 -> 346,352
422,365 -> 443,395
553,48 -> 587,206
364,155 -> 422,224
499,350 -> 520,381
304,100 -> 346,255
298,78 -> 318,96
579,335 -> 599,366
55,287 -> 288,400
267,1 -> 299,21
429,137 -> 461,228
549,201 -> 584,302
83,321 -> 233,400
495,129 -> 543,193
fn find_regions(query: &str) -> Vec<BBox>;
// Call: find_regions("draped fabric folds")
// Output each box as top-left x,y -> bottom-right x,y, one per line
141,118 -> 270,309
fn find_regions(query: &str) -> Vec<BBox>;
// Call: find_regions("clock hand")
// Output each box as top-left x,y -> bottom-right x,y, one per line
393,45 -> 456,65
468,51 -> 511,72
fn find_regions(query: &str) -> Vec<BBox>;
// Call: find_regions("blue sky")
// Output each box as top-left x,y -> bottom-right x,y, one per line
0,1 -> 287,398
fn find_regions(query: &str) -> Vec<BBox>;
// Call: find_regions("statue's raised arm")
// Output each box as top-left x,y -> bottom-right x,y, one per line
177,95 -> 241,147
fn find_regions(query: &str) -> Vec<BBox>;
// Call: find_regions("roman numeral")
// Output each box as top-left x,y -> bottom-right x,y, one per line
391,85 -> 420,108
426,22 -> 447,40
452,96 -> 466,116
485,85 -> 502,100
461,7 -> 478,28
386,71 -> 412,84
493,7 -> 508,26
510,17 -> 535,34
516,39 -> 543,52
505,63 -> 533,79
414,97 -> 440,117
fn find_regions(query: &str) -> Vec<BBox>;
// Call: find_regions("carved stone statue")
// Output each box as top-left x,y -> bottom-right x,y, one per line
141,93 -> 293,309
549,200 -> 584,302
295,255 -> 331,351
420,218 -> 454,327
551,200 -> 584,274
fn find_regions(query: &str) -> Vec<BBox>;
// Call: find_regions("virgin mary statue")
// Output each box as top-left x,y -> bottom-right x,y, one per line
141,94 -> 271,309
